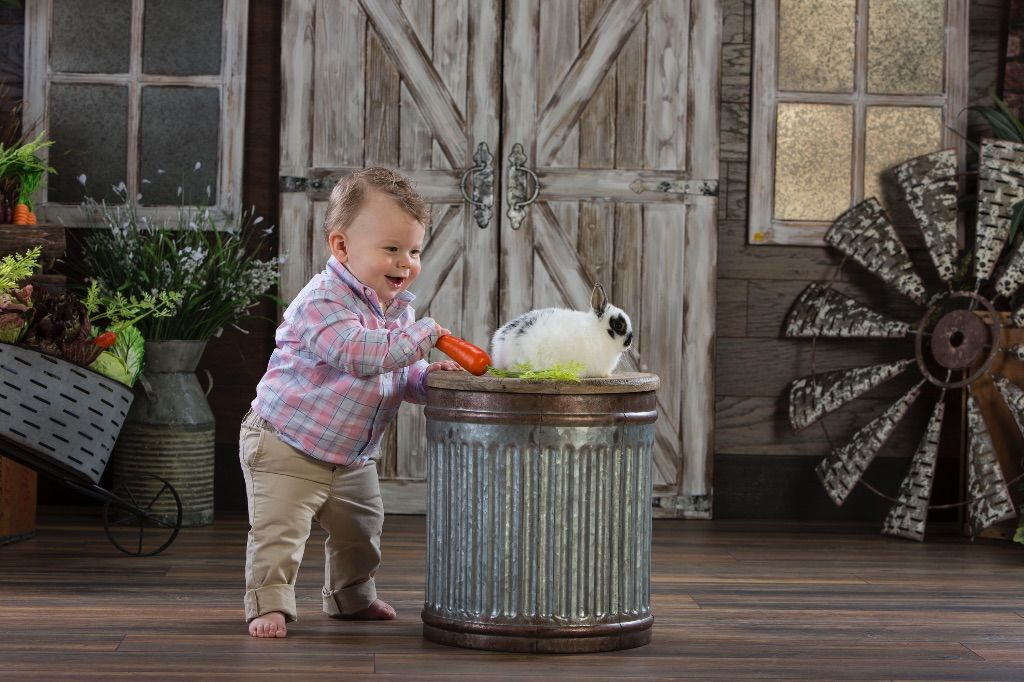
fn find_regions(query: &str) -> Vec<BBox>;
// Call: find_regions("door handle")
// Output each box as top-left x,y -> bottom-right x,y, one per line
459,142 -> 494,229
506,143 -> 539,230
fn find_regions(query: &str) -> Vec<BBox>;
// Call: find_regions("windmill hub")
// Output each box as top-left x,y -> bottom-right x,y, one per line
930,309 -> 986,369
915,292 -> 1001,389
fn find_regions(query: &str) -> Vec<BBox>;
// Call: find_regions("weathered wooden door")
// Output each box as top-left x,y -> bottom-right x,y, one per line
278,0 -> 501,511
500,0 -> 720,516
279,0 -> 720,516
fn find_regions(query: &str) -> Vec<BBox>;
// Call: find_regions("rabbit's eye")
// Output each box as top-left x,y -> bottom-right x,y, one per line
610,316 -> 627,334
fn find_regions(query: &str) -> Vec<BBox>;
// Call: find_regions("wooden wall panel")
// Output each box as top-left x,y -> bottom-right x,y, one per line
713,0 -> 1005,520
399,0 -> 433,169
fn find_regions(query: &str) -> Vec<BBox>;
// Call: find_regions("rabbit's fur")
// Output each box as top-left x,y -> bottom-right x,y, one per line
490,284 -> 633,377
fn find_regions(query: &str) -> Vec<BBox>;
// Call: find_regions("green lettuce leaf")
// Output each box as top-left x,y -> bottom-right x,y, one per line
110,324 -> 145,385
0,312 -> 25,343
88,351 -> 132,386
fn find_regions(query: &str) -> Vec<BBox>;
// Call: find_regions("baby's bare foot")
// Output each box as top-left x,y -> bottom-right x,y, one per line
336,599 -> 397,620
249,611 -> 287,638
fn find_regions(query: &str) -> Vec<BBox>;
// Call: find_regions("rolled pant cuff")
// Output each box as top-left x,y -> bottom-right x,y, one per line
322,579 -> 377,616
245,584 -> 298,623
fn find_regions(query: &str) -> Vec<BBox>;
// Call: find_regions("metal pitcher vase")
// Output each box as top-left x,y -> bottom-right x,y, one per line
113,340 -> 215,527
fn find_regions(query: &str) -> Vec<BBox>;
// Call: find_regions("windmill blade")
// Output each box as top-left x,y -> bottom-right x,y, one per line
789,359 -> 915,431
825,199 -> 927,305
965,395 -> 1016,535
992,374 -> 1024,436
975,138 -> 1024,284
784,282 -> 911,338
817,382 -> 924,506
893,150 -> 959,284
881,397 -> 945,542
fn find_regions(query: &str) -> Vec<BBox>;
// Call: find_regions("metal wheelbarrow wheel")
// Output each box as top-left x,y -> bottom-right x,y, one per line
102,473 -> 183,556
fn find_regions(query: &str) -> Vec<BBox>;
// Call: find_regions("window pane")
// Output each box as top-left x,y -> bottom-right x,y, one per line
868,0 -> 944,95
864,107 -> 943,218
138,86 -> 220,205
774,103 -> 853,221
778,0 -> 855,93
142,0 -> 223,76
51,0 -> 131,73
47,83 -> 128,204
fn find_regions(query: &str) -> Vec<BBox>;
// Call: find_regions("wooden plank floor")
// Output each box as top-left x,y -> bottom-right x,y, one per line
1,511 -> 1023,680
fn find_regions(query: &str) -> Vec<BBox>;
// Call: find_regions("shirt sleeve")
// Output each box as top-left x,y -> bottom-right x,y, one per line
403,359 -> 431,405
295,295 -> 438,376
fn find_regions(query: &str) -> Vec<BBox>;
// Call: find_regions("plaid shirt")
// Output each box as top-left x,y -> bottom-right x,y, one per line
251,256 -> 438,467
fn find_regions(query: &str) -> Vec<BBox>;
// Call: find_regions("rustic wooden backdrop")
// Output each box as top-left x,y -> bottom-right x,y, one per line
712,0 -> 1007,519
3,1 -> 1013,521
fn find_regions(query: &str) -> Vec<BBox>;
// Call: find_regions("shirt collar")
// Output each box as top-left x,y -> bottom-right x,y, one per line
327,256 -> 415,315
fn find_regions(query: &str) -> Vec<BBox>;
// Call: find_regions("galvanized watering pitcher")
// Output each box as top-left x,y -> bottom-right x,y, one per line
113,340 -> 215,526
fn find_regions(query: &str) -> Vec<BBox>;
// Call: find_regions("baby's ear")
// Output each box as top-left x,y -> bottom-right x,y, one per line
591,282 -> 608,317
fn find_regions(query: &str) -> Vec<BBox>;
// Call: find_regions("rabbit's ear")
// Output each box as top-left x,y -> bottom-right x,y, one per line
591,283 -> 608,316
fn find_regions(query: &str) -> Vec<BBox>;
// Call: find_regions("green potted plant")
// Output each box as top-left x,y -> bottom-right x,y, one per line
73,181 -> 279,526
0,132 -> 56,225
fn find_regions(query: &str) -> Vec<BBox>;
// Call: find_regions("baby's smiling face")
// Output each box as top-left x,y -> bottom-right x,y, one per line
328,189 -> 426,305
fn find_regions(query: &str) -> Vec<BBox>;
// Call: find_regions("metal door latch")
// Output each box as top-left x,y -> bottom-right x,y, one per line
507,143 -> 540,230
460,142 -> 494,229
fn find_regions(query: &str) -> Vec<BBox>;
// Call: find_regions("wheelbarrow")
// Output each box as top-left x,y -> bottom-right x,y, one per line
0,341 -> 182,556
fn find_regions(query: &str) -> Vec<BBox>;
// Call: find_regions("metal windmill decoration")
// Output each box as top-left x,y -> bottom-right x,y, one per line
785,139 -> 1024,541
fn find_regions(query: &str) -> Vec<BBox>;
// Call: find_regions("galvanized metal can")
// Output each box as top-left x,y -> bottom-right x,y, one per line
422,372 -> 658,653
113,340 -> 215,527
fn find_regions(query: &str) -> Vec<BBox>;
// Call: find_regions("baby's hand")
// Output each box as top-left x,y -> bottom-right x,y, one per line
435,323 -> 452,338
427,360 -> 462,373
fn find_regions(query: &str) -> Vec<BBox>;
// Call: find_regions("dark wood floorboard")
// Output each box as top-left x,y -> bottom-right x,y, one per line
1,510 -> 1023,680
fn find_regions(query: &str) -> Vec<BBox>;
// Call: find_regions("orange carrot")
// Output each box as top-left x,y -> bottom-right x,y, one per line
27,211 -> 36,225
436,335 -> 491,376
12,203 -> 30,225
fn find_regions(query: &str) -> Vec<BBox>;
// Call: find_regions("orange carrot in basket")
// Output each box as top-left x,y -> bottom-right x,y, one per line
27,211 -> 36,225
12,203 -> 30,225
436,335 -> 491,376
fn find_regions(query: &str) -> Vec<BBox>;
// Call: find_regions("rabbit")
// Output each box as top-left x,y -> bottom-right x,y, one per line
490,283 -> 633,377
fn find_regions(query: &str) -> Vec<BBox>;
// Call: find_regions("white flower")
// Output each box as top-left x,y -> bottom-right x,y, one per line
193,161 -> 202,172
77,174 -> 87,186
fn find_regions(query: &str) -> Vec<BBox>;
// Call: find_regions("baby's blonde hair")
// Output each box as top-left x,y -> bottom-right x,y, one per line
323,167 -> 429,241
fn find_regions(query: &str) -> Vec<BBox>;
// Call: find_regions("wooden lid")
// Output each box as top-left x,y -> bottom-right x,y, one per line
426,371 -> 660,394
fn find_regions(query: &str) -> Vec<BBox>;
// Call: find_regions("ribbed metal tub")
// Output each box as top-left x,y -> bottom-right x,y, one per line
422,372 -> 658,653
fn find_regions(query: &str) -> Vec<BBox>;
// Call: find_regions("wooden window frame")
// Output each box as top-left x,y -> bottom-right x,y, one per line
748,0 -> 969,246
22,0 -> 248,227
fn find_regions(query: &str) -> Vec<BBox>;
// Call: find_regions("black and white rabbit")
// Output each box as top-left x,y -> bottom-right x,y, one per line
490,283 -> 633,377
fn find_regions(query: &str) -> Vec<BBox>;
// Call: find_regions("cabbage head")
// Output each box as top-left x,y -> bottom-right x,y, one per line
88,351 -> 132,386
88,325 -> 145,386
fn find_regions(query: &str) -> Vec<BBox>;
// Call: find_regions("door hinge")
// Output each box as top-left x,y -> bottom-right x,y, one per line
629,178 -> 719,196
279,176 -> 330,193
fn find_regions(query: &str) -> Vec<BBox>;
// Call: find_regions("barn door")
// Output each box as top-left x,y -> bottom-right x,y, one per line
500,0 -> 720,516
278,0 -> 501,511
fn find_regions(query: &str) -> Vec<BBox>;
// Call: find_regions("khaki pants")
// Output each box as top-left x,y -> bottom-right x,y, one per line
239,410 -> 383,623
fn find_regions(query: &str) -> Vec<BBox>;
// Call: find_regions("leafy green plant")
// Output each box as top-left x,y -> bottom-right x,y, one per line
75,183 -> 279,341
0,131 -> 56,209
0,245 -> 40,294
0,246 -> 39,342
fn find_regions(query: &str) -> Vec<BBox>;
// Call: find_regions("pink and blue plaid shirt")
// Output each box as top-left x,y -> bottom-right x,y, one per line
251,256 -> 438,467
